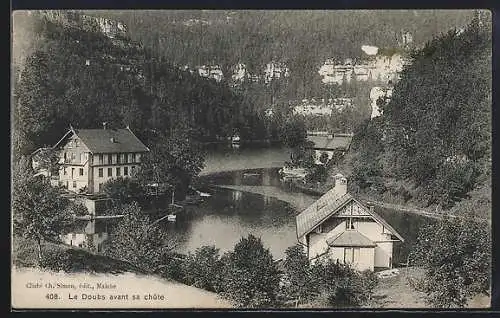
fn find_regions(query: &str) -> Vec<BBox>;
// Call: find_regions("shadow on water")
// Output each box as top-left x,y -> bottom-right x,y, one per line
140,167 -> 436,262
374,206 -> 436,266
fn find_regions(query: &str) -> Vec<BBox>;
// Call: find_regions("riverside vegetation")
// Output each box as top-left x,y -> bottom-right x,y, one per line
12,11 -> 491,308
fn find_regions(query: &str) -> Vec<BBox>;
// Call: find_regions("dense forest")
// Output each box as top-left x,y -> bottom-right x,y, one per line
81,10 -> 473,99
347,16 -> 491,213
12,11 -> 276,158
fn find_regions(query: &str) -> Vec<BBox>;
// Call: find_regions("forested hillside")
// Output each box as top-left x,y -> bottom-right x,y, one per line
12,11 -> 271,158
76,10 -> 475,130
347,17 -> 491,215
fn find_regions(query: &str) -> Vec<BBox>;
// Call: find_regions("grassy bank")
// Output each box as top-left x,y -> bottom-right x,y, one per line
12,236 -> 145,274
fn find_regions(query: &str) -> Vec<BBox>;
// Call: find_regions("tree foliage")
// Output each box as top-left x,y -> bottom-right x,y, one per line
102,177 -> 144,206
181,245 -> 224,292
309,259 -> 378,307
136,129 -> 205,199
220,234 -> 281,308
102,202 -> 174,273
410,216 -> 491,308
13,12 -> 270,159
12,157 -> 87,262
280,244 -> 317,306
347,20 -> 491,208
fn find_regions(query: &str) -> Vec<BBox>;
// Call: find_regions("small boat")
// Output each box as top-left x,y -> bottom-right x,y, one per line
167,214 -> 177,222
243,172 -> 260,178
197,190 -> 211,197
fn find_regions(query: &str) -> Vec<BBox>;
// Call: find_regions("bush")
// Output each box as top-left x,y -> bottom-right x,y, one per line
181,246 -> 224,292
310,259 -> 378,307
280,244 -> 318,307
410,216 -> 491,307
220,235 -> 281,308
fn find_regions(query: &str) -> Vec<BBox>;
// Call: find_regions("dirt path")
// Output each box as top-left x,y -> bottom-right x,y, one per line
358,196 -> 491,224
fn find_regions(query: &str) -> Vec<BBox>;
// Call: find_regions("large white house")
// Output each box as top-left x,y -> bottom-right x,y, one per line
53,125 -> 150,194
295,174 -> 404,271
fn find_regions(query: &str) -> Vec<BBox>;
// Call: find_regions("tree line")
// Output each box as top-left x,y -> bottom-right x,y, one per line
347,17 -> 491,211
12,11 -> 278,160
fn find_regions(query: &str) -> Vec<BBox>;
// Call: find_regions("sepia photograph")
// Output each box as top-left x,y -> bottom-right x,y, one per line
11,9 -> 492,309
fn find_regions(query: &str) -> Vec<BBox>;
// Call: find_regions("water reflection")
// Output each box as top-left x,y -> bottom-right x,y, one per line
159,187 -> 297,259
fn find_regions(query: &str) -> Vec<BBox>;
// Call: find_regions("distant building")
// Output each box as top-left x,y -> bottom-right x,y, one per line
52,125 -> 150,194
296,174 -> 404,271
306,132 -> 353,165
264,62 -> 289,84
198,65 -> 224,82
292,98 -> 353,116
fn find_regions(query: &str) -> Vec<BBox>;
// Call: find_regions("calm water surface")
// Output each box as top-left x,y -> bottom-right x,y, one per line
130,146 -> 435,264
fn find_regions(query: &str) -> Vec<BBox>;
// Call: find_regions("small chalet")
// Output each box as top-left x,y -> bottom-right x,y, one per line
307,132 -> 353,165
295,174 -> 404,271
53,124 -> 150,194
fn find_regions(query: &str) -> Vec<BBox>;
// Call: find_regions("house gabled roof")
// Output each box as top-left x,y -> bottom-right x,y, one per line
307,135 -> 352,151
326,231 -> 377,248
53,127 -> 150,154
295,189 -> 404,242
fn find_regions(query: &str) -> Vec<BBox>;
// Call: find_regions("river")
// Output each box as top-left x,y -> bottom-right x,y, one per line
149,145 -> 436,264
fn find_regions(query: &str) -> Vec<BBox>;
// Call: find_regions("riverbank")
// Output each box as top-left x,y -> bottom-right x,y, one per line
216,185 -> 316,212
200,147 -> 291,176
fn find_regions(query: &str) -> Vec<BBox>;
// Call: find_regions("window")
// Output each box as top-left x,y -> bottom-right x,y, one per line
314,224 -> 322,234
107,168 -> 112,177
346,218 -> 355,230
75,140 -> 79,147
72,153 -> 76,162
108,154 -> 112,164
98,183 -> 103,192
73,181 -> 77,188
344,248 -> 360,263
79,168 -> 84,176
71,168 -> 75,179
98,168 -> 103,177
124,166 -> 128,176
99,154 -> 103,165
128,153 -> 133,163
72,233 -> 76,239
117,153 -> 121,164
64,152 -> 67,162
116,167 -> 121,177
136,153 -> 141,162
80,153 -> 85,163
131,166 -> 136,174
124,153 -> 128,163
63,167 -> 67,175
65,181 -> 69,188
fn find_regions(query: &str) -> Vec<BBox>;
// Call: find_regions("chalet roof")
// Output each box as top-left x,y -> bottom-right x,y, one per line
295,190 -> 404,242
307,134 -> 353,151
54,128 -> 150,154
326,231 -> 377,248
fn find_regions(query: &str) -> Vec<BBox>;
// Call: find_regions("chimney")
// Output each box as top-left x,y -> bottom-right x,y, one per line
102,122 -> 107,130
334,173 -> 347,196
366,202 -> 375,213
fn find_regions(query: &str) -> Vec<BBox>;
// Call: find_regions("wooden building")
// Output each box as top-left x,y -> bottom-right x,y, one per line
296,174 -> 404,271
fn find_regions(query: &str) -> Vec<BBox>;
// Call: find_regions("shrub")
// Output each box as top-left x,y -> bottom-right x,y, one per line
280,244 -> 318,307
310,259 -> 378,307
220,235 -> 281,308
181,246 -> 224,292
410,216 -> 491,308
